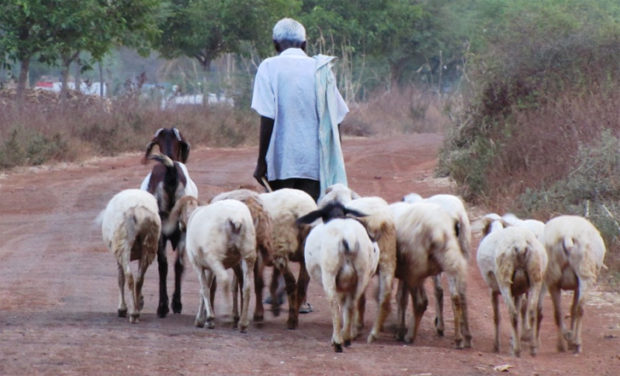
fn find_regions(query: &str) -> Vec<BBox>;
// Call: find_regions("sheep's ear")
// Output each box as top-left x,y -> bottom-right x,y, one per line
344,207 -> 367,219
296,210 -> 324,225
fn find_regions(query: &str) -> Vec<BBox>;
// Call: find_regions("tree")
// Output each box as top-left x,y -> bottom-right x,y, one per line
156,0 -> 301,71
0,0 -> 54,104
0,0 -> 161,105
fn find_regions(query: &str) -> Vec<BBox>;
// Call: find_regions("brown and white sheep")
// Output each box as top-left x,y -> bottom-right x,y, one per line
542,215 -> 607,353
100,189 -> 161,323
476,215 -> 548,356
402,192 -> 472,337
390,201 -> 472,349
258,188 -> 318,329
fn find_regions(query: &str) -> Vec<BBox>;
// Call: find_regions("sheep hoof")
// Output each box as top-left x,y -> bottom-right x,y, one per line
239,325 -> 248,333
367,333 -> 377,344
232,317 -> 239,329
512,349 -> 521,358
271,305 -> 281,317
206,319 -> 215,329
287,317 -> 298,330
404,336 -> 414,344
557,339 -> 567,352
253,313 -> 264,323
138,296 -> 145,311
129,313 -> 140,323
434,317 -> 444,337
344,339 -> 352,347
464,335 -> 473,348
157,303 -> 169,318
530,347 -> 538,356
394,328 -> 406,342
333,343 -> 343,353
117,308 -> 128,318
194,319 -> 205,328
454,339 -> 464,349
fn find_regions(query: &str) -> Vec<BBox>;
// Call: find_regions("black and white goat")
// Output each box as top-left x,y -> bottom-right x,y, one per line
140,127 -> 197,318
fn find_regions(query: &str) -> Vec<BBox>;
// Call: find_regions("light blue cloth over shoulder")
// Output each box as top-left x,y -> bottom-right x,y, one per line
314,54 -> 348,198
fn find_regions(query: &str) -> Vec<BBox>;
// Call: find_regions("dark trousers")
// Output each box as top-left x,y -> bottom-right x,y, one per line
269,178 -> 320,202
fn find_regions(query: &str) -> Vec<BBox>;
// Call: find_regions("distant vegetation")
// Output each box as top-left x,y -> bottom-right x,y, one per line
1,1 -> 618,277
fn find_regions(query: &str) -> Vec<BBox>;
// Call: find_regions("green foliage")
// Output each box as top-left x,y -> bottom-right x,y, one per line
156,0 -> 300,70
0,128 -> 68,168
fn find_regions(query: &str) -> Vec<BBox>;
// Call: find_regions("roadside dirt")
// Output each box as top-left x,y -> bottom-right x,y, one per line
0,133 -> 618,376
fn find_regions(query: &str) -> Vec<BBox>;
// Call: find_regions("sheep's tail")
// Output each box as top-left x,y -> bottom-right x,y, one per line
124,205 -> 160,262
335,239 -> 358,293
562,236 -> 600,280
512,246 -> 531,292
228,218 -> 243,236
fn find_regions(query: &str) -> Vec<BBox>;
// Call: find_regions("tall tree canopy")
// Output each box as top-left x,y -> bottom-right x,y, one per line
156,0 -> 301,71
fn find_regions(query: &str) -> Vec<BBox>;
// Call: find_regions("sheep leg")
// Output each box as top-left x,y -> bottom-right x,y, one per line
405,285 -> 428,344
499,286 -> 520,357
194,266 -> 212,328
330,297 -> 344,352
355,293 -> 366,334
239,258 -> 255,333
526,284 -> 544,356
448,275 -> 471,349
134,257 -> 149,317
395,279 -> 408,341
549,285 -> 567,352
253,255 -> 265,323
171,251 -> 184,314
432,274 -> 445,336
116,261 -> 127,318
342,296 -> 355,347
368,270 -> 393,343
492,290 -> 501,353
269,265 -> 282,316
232,266 -> 242,329
296,261 -> 311,315
156,239 -> 170,318
569,280 -> 588,353
281,263 -> 299,330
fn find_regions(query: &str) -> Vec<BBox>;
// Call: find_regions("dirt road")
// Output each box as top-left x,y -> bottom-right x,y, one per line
0,133 -> 618,375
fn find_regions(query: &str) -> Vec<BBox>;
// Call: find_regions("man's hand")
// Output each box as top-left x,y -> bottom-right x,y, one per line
253,158 -> 267,186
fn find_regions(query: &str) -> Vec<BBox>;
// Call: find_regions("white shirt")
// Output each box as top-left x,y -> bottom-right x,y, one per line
252,48 -> 347,181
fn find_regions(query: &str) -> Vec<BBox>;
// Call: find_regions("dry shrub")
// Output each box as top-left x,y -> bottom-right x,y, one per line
342,86 -> 448,136
0,89 -> 257,168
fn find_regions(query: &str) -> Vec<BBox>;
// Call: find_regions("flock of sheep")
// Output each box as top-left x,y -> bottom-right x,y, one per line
98,127 -> 607,356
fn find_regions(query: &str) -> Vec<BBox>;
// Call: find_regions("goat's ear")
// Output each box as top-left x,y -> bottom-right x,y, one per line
296,209 -> 323,225
179,140 -> 190,163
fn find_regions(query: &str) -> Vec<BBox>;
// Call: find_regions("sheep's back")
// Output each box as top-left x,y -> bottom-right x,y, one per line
544,215 -> 606,283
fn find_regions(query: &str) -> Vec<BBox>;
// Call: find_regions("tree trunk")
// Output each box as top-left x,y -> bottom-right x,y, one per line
16,57 -> 30,109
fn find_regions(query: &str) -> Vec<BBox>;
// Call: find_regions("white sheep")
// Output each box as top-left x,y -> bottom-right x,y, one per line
476,214 -> 548,356
298,202 -> 380,352
542,215 -> 606,353
402,192 -> 472,337
500,213 -> 545,242
390,201 -> 472,349
183,198 -> 257,332
210,188 -> 274,322
100,189 -> 161,323
258,188 -> 318,329
319,184 -> 397,343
